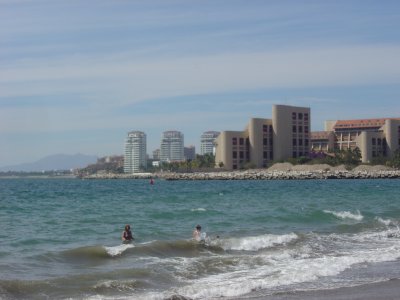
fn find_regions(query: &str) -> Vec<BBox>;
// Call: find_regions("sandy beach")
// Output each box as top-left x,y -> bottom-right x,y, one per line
256,279 -> 400,300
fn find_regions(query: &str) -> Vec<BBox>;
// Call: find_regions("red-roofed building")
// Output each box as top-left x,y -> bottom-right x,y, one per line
311,118 -> 400,163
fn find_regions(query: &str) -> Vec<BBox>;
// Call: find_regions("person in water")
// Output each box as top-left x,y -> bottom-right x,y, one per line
122,224 -> 134,242
192,224 -> 202,241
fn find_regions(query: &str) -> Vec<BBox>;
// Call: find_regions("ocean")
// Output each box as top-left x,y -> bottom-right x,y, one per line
1,178 -> 400,299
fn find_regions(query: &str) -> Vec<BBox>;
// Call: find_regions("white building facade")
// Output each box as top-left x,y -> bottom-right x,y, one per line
200,131 -> 220,155
160,131 -> 184,162
124,131 -> 147,173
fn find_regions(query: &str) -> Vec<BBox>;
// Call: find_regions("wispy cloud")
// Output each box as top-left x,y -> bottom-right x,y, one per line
2,45 -> 400,104
1,0 -> 400,165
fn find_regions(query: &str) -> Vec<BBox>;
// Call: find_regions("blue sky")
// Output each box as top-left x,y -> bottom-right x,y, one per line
1,0 -> 400,166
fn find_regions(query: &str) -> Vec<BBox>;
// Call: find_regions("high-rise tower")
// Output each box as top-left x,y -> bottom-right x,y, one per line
160,131 -> 184,162
200,131 -> 220,155
124,131 -> 147,173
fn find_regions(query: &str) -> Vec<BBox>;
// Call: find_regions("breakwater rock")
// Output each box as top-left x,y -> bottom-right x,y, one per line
82,169 -> 400,180
160,170 -> 400,180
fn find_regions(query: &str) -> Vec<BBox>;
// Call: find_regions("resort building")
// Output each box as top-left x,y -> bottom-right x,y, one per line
124,131 -> 147,173
214,104 -> 311,170
310,131 -> 336,152
184,145 -> 196,161
160,131 -> 184,162
200,131 -> 220,155
152,149 -> 160,160
311,118 -> 400,163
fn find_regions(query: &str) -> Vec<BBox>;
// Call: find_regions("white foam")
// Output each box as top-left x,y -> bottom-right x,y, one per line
219,233 -> 298,251
105,228 -> 400,300
191,208 -> 206,212
323,209 -> 364,221
375,217 -> 394,226
104,244 -> 134,257
174,243 -> 400,299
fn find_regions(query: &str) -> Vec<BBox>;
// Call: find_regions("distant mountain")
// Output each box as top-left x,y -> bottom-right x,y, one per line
0,153 -> 98,172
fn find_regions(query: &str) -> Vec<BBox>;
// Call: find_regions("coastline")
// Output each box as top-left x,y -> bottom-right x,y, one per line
251,279 -> 400,300
81,164 -> 400,180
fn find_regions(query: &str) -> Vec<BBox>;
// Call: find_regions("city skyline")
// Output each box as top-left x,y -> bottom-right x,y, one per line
1,1 -> 400,167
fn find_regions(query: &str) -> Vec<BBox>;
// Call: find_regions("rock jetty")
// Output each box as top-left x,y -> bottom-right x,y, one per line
82,164 -> 400,180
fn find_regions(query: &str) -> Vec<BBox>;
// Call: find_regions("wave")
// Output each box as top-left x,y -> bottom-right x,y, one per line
218,233 -> 298,251
61,244 -> 135,261
104,244 -> 135,257
323,209 -> 364,221
190,208 -> 207,212
375,217 -> 399,228
166,229 -> 400,299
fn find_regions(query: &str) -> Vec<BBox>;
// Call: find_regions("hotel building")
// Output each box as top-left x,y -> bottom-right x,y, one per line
160,131 -> 184,162
311,118 -> 400,163
215,105 -> 311,170
124,131 -> 147,173
200,131 -> 220,155
152,149 -> 160,160
184,145 -> 196,161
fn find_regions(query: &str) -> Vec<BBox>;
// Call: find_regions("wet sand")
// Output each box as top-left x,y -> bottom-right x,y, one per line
251,279 -> 400,300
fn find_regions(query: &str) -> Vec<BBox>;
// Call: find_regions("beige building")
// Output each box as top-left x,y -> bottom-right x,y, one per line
215,105 -> 311,170
310,131 -> 335,152
310,118 -> 400,163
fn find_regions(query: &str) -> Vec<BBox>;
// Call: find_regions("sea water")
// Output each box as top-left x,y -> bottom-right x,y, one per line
1,178 -> 400,299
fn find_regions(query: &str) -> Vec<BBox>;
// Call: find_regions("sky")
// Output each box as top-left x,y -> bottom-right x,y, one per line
1,0 -> 400,167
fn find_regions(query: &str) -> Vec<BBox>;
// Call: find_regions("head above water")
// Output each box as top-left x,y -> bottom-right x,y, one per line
196,225 -> 201,230
125,224 -> 131,231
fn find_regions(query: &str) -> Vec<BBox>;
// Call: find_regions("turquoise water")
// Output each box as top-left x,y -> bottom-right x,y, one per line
1,178 -> 400,299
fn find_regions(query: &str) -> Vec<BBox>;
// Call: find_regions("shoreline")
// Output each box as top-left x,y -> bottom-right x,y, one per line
252,279 -> 400,300
81,169 -> 400,180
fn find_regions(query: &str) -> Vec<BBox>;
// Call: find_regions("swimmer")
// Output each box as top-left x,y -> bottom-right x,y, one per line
122,224 -> 134,242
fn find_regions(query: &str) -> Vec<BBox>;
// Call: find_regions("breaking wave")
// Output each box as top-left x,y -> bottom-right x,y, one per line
323,209 -> 364,221
191,208 -> 207,212
218,233 -> 298,251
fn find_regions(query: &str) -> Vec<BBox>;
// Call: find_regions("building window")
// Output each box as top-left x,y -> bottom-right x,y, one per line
299,126 -> 303,133
372,151 -> 376,157
304,126 -> 309,133
263,151 -> 268,159
246,138 -> 250,146
232,138 -> 237,145
270,151 -> 273,160
292,152 -> 297,158
304,113 -> 309,121
298,113 -> 303,120
233,151 -> 237,159
292,125 -> 297,133
292,139 -> 297,146
299,139 -> 303,146
246,151 -> 250,159
372,138 -> 376,145
377,138 -> 381,146
239,138 -> 244,145
299,152 -> 303,157
292,112 -> 297,120
263,138 -> 268,145
269,138 -> 273,146
233,165 -> 237,170
263,125 -> 268,132
305,139 -> 309,146
239,151 -> 244,159
269,125 -> 273,133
